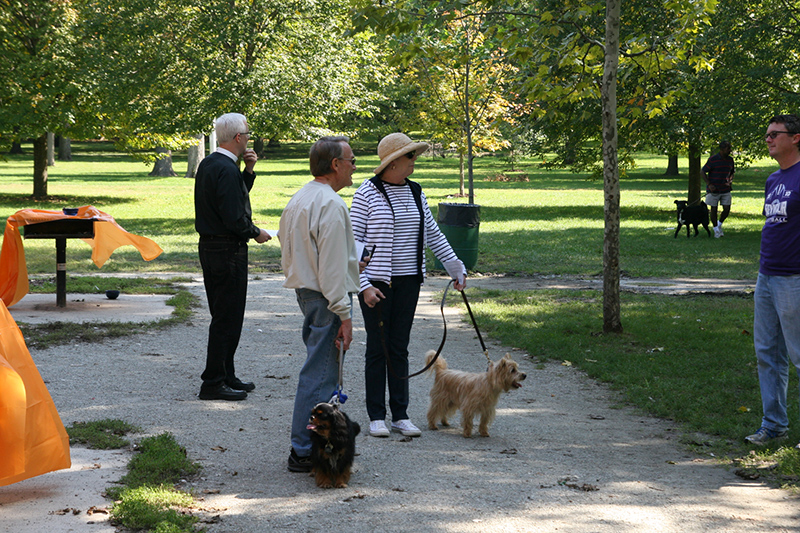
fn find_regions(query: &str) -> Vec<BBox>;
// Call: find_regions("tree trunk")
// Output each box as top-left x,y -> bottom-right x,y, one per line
253,136 -> 265,157
465,53 -> 475,205
601,0 -> 622,334
58,136 -> 72,161
184,134 -> 205,178
10,142 -> 23,154
47,132 -> 55,166
459,152 -> 465,196
664,153 -> 679,176
33,135 -> 48,199
687,141 -> 703,204
149,147 -> 177,177
564,141 -> 577,165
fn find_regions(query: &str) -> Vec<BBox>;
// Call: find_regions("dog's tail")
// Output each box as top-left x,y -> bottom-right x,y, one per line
425,350 -> 447,374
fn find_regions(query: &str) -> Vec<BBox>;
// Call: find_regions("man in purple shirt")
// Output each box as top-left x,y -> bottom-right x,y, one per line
746,114 -> 800,447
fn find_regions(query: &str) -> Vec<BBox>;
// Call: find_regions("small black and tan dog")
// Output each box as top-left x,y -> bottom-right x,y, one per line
306,402 -> 360,488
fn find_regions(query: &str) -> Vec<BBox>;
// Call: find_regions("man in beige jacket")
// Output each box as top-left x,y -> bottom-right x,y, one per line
278,136 -> 360,473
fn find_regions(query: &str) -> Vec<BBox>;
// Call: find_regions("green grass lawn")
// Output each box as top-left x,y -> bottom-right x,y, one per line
0,141 -> 771,279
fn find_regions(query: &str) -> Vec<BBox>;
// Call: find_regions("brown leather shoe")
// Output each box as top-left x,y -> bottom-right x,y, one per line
199,383 -> 247,401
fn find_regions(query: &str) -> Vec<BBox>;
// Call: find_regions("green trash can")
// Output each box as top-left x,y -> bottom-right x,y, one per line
434,203 -> 480,270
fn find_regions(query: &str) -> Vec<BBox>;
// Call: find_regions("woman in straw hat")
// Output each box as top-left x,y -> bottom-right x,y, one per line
350,132 -> 467,438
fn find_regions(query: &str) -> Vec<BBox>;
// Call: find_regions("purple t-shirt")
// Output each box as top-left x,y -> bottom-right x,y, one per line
760,161 -> 800,275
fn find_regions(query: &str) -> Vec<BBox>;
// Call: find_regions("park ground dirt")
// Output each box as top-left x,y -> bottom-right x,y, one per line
1,273 -> 798,533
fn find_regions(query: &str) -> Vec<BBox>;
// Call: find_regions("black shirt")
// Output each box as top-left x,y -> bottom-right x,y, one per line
194,151 -> 261,240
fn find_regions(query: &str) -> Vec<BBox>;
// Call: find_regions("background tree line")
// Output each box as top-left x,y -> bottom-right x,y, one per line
3,0 -> 800,195
4,0 -> 800,332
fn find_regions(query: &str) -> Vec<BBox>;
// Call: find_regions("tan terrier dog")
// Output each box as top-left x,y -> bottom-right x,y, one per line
425,350 -> 526,438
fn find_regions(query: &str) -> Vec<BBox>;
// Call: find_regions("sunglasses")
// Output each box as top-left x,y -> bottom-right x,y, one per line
405,150 -> 417,159
765,131 -> 796,140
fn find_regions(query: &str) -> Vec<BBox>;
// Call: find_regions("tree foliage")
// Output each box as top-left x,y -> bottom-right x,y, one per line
0,0 -> 94,196
0,0 -> 91,141
352,1 -> 519,202
79,0 -> 386,157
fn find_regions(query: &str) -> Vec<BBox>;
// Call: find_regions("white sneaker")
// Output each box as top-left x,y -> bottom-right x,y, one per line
714,226 -> 721,238
391,419 -> 422,437
369,420 -> 389,438
717,223 -> 724,237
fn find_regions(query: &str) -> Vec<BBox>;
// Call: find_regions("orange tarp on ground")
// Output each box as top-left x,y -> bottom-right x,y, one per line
0,298 -> 71,486
0,206 -> 163,307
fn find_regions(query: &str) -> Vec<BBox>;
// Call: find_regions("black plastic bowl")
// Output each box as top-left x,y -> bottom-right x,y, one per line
105,290 -> 120,300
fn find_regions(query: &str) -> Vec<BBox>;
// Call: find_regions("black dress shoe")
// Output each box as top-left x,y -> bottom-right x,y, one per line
199,383 -> 247,401
287,448 -> 312,473
226,378 -> 256,392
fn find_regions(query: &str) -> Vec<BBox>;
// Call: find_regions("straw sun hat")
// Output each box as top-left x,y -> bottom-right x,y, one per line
373,133 -> 429,175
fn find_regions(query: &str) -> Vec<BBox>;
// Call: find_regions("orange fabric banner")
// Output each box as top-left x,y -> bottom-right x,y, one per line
0,299 -> 71,486
0,206 -> 163,307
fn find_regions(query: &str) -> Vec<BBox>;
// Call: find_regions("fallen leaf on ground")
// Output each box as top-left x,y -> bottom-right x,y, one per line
50,508 -> 80,516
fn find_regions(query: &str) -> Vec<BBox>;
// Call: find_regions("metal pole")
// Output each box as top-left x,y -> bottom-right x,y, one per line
55,237 -> 66,307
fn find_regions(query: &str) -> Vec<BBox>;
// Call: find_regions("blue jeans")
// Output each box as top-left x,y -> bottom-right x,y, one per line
290,289 -> 348,457
753,273 -> 800,432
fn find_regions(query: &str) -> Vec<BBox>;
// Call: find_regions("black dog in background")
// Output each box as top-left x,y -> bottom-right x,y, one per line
307,402 -> 360,488
674,200 -> 711,238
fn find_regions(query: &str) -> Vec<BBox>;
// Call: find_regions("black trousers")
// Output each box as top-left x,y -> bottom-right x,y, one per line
359,276 -> 421,421
199,239 -> 248,387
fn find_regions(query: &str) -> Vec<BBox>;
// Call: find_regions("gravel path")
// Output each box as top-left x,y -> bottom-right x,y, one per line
1,274 -> 797,533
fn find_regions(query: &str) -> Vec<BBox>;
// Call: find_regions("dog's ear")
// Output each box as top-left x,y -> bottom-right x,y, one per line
332,408 -> 347,426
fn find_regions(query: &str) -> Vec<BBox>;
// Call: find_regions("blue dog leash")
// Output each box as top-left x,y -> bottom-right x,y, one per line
330,341 -> 348,405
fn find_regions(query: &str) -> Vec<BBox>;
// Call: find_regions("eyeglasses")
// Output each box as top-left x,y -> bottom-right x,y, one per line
765,131 -> 796,140
238,132 -> 251,138
338,157 -> 357,165
405,150 -> 417,159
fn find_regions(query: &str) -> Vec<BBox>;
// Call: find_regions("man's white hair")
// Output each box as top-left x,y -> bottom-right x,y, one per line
215,113 -> 247,144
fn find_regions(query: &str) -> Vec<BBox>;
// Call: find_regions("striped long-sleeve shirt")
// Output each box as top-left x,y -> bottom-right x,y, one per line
350,177 -> 464,293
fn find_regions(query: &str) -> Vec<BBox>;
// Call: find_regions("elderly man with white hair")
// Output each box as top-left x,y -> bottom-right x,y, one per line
194,113 -> 270,401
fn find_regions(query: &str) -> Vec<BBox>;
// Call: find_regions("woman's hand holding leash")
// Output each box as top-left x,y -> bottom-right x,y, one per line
454,274 -> 467,291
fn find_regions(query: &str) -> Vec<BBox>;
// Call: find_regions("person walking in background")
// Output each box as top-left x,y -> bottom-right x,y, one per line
350,132 -> 467,439
278,136 -> 360,472
702,140 -> 735,238
746,114 -> 800,447
194,113 -> 271,401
